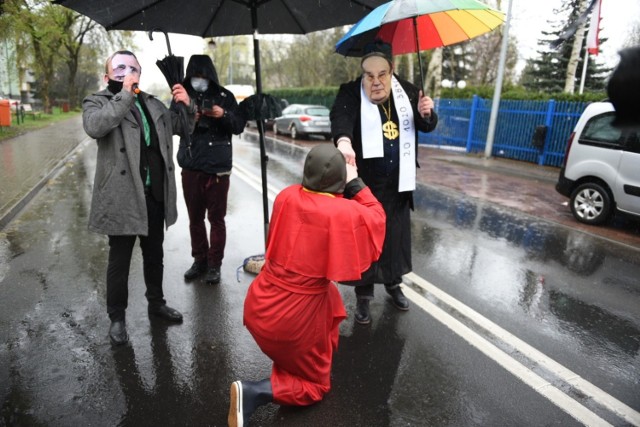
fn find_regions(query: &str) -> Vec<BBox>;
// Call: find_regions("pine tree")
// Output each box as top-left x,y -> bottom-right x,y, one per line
520,0 -> 609,93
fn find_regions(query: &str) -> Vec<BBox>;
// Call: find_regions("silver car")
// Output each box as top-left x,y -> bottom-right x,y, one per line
273,104 -> 331,140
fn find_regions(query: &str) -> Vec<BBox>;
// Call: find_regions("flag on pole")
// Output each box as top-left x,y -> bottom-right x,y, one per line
586,0 -> 602,55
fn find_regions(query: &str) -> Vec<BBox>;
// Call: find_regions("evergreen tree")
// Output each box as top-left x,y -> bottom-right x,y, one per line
520,0 -> 609,93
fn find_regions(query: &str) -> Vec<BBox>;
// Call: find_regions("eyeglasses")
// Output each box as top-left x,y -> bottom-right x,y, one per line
363,70 -> 390,84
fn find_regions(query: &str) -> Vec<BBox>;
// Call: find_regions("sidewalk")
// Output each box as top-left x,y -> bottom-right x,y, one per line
417,146 -> 640,249
0,116 -> 88,229
1,120 -> 638,248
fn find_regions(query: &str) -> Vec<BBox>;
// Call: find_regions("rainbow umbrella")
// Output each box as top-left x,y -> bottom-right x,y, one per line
336,0 -> 505,88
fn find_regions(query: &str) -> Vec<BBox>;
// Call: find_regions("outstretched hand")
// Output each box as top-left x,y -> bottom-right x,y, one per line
337,138 -> 356,166
346,163 -> 358,183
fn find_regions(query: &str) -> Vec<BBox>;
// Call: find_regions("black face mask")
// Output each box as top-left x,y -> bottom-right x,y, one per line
107,79 -> 123,94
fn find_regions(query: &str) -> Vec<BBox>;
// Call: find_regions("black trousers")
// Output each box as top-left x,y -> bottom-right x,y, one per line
106,193 -> 166,321
354,281 -> 401,300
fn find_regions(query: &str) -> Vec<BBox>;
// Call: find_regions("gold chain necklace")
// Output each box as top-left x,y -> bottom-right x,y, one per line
380,97 -> 399,140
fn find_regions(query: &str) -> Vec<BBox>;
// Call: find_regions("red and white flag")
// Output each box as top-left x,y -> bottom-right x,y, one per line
586,0 -> 602,55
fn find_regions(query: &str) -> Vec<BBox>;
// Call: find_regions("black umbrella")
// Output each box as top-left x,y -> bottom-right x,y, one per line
54,0 -> 386,245
148,29 -> 192,157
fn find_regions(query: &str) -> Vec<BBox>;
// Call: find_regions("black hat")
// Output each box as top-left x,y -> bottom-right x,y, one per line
302,145 -> 347,194
362,40 -> 393,66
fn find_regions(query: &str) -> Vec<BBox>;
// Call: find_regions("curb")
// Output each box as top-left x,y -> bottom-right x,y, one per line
0,136 -> 91,231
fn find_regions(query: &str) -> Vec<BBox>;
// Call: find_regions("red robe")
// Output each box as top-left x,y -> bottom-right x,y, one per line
244,184 -> 385,406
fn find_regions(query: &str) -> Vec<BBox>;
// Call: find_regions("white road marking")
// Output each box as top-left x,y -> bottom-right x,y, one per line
232,160 -> 639,427
404,272 -> 640,427
232,163 -> 279,201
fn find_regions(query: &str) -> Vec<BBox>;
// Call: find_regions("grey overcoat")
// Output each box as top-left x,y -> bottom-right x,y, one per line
82,88 -> 195,236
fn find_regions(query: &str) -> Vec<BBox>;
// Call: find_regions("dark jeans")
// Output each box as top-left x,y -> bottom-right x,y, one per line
181,169 -> 229,268
106,193 -> 166,321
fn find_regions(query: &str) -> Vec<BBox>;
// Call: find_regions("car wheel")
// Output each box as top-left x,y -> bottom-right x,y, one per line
290,125 -> 298,139
569,182 -> 613,225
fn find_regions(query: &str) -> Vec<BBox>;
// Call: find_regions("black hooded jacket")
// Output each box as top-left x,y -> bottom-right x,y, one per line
175,54 -> 246,174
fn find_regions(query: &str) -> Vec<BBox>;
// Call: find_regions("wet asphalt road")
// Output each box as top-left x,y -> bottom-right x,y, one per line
1,119 -> 639,426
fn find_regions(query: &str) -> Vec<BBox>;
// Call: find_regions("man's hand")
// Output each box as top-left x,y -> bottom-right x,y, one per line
123,74 -> 139,94
346,163 -> 358,183
418,90 -> 434,118
207,105 -> 225,119
172,84 -> 190,105
337,137 -> 356,166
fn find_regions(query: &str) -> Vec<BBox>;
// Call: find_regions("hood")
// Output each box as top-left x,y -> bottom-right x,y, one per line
302,144 -> 346,194
184,54 -> 220,89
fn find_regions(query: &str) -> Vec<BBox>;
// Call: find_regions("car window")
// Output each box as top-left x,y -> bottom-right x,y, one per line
625,131 -> 640,154
579,112 -> 624,148
306,107 -> 330,116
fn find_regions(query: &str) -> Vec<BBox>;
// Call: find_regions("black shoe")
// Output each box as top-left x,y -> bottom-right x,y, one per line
109,320 -> 128,346
228,379 -> 273,427
184,260 -> 207,280
386,286 -> 410,311
354,298 -> 371,324
148,304 -> 183,322
205,266 -> 221,284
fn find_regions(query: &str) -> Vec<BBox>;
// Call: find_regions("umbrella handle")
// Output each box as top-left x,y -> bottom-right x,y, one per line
148,28 -> 172,56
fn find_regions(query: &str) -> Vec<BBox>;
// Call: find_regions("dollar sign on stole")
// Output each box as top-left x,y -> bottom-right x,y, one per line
382,121 -> 399,140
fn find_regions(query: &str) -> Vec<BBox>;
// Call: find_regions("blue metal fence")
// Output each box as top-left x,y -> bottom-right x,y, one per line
420,96 -> 588,167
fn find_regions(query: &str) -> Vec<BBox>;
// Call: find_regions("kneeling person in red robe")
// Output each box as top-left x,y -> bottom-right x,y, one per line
228,144 -> 386,426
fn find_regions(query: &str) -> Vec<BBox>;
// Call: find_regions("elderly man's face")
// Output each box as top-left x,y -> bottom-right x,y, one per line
104,53 -> 141,83
362,56 -> 392,105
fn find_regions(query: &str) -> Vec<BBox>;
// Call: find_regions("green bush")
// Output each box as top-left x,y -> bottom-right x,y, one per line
263,85 -> 608,108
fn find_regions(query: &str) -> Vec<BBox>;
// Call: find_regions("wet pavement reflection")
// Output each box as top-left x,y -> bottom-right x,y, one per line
1,125 -> 638,425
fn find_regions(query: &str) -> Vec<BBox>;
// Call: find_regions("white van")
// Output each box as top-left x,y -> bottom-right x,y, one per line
556,102 -> 640,225
225,84 -> 254,104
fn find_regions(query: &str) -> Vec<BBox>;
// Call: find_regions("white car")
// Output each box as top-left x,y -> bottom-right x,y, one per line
555,102 -> 640,225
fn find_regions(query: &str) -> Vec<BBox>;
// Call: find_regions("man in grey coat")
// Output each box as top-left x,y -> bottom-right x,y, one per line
82,50 -> 195,346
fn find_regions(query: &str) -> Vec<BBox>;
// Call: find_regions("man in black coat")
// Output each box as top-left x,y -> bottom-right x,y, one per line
176,55 -> 246,285
330,41 -> 438,324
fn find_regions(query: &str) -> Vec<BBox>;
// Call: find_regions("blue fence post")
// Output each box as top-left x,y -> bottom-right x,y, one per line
466,95 -> 479,153
539,99 -> 556,165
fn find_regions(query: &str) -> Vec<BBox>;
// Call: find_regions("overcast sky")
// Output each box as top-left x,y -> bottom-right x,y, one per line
134,0 -> 639,89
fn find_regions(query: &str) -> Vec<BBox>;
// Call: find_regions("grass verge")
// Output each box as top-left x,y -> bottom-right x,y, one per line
0,107 -> 81,142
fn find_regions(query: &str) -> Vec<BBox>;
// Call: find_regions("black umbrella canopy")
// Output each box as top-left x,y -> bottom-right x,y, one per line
55,0 -> 386,245
53,0 -> 385,37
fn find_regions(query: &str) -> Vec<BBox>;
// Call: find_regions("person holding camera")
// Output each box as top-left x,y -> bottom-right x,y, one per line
176,54 -> 246,285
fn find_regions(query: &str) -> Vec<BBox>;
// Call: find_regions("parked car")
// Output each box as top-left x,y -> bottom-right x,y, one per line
273,104 -> 331,140
555,101 -> 640,225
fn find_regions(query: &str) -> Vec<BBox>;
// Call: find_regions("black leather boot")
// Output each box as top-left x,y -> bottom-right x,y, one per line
205,266 -> 221,284
354,298 -> 371,324
184,260 -> 207,280
109,319 -> 128,346
228,379 -> 272,427
385,285 -> 409,311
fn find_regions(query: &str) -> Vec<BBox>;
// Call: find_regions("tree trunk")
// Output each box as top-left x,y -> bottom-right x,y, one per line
564,0 -> 588,94
425,48 -> 443,98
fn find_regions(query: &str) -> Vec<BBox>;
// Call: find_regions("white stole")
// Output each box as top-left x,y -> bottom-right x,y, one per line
360,76 -> 416,192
